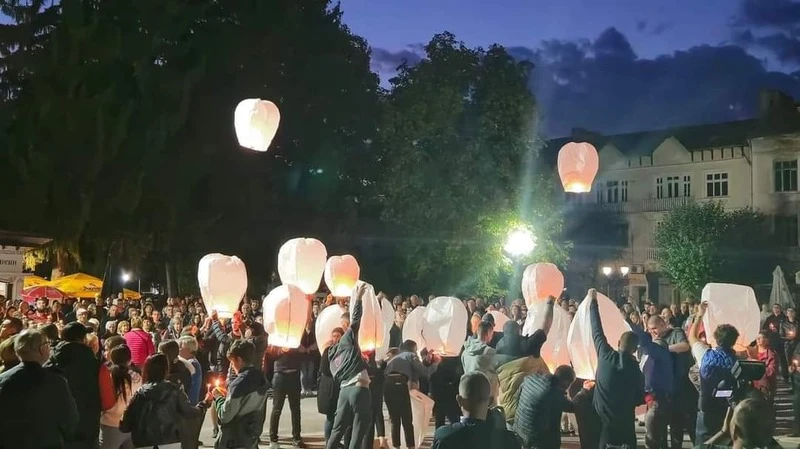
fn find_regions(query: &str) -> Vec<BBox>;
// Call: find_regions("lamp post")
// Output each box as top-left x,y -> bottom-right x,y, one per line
505,228 -> 537,302
602,265 -> 629,302
121,271 -> 140,294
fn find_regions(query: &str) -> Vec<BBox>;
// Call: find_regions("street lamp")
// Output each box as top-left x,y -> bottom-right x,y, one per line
620,266 -> 630,276
504,228 -> 537,257
601,266 -> 629,302
121,272 -> 131,283
602,266 -> 613,277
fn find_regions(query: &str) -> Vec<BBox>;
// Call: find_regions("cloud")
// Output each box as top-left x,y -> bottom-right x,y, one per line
733,0 -> 800,65
636,20 -> 673,36
369,46 -> 424,75
636,20 -> 648,32
651,22 -> 673,36
737,0 -> 800,28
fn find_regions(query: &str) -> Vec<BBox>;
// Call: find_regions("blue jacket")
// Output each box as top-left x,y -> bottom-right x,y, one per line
631,325 -> 674,396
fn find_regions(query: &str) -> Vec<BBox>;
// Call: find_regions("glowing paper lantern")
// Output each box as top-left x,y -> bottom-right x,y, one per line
278,238 -> 327,295
701,283 -> 760,352
315,304 -> 346,354
410,390 -> 435,448
234,99 -> 281,152
262,284 -> 309,349
567,291 -> 631,379
422,297 -> 468,356
197,253 -> 248,319
523,303 -> 572,371
557,142 -> 599,193
324,255 -> 361,297
350,282 -> 385,351
376,298 -> 395,358
488,310 -> 510,330
402,306 -> 428,352
521,263 -> 565,306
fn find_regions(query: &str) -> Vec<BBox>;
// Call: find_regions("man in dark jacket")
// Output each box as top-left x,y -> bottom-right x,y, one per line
588,289 -> 645,449
572,382 -> 600,449
513,365 -> 579,449
631,320 -> 674,449
268,345 -> 304,448
433,371 -> 521,449
213,340 -> 270,449
326,282 -> 373,449
159,339 -> 192,395
431,356 -> 464,428
0,329 -> 79,449
45,322 -> 101,449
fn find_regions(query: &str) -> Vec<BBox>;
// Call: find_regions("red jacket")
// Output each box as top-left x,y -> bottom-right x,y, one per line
124,329 -> 155,368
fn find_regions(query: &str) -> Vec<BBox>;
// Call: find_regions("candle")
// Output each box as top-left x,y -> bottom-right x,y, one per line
770,323 -> 776,331
215,379 -> 221,388
788,330 -> 796,339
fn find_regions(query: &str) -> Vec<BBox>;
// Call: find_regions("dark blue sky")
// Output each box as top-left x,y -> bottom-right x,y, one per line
338,0 -> 800,137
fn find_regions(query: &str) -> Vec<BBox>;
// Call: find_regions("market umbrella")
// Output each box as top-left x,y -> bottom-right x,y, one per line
770,266 -> 795,310
23,275 -> 49,288
123,289 -> 142,300
20,285 -> 67,304
48,273 -> 103,298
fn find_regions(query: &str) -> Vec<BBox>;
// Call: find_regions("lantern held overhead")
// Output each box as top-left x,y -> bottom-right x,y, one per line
278,238 -> 327,295
197,253 -> 248,319
234,99 -> 281,152
521,263 -> 564,306
422,297 -> 469,356
557,142 -> 599,193
350,281 -> 385,351
402,307 -> 428,354
315,304 -> 346,354
262,284 -> 309,349
567,290 -> 631,379
701,283 -> 760,352
324,255 -> 361,297
524,303 -> 572,372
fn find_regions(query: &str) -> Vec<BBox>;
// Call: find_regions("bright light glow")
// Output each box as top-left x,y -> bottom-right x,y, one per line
564,182 -> 591,193
620,266 -> 630,276
504,229 -> 536,257
602,266 -> 612,276
121,272 -> 131,283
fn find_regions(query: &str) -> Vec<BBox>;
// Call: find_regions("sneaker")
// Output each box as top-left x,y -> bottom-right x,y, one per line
292,439 -> 306,448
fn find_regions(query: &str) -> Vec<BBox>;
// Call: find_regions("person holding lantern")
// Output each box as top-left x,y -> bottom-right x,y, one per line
762,304 -> 788,380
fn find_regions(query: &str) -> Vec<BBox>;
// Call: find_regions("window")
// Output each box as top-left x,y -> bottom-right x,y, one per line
656,177 -> 664,199
705,172 -> 729,197
596,182 -> 604,203
776,215 -> 799,247
683,175 -> 691,197
606,181 -> 619,203
666,176 -> 680,198
774,160 -> 798,192
621,180 -> 628,202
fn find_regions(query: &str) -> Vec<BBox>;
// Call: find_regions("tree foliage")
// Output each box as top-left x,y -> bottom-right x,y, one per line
655,201 -> 777,297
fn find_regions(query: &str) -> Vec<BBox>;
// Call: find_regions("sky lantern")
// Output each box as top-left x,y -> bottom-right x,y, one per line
701,283 -> 760,352
402,306 -> 428,353
521,263 -> 564,306
557,141 -> 599,193
422,297 -> 468,356
376,297 -> 395,358
324,255 -> 361,297
262,284 -> 309,349
488,310 -> 510,330
234,99 -> 281,152
523,302 -> 572,371
351,281 -> 385,351
197,253 -> 248,319
278,238 -> 327,295
315,304 -> 346,354
567,290 -> 631,379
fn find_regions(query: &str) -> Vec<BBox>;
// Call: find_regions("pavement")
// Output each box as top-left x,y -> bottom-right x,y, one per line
197,381 -> 800,449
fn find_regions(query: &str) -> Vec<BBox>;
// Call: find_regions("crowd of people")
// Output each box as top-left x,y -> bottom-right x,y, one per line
0,285 -> 796,449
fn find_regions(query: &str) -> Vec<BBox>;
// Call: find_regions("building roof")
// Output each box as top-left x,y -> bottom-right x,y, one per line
0,230 -> 52,248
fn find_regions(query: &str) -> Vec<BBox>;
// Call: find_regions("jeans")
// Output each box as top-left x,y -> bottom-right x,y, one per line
696,409 -> 725,444
644,397 -> 671,449
384,375 -> 415,448
599,415 -> 636,449
270,371 -> 302,442
301,359 -> 317,391
99,425 -> 134,449
362,380 -> 386,449
670,377 -> 697,448
326,385 -> 371,449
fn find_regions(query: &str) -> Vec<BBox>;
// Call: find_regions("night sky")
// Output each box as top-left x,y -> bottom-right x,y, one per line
339,0 -> 800,137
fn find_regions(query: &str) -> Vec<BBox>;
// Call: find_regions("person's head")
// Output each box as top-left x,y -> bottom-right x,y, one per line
647,316 -> 670,339
171,318 -> 182,333
466,299 -> 476,312
178,335 -> 198,359
40,323 -> 59,343
618,331 -> 639,355
86,333 -> 99,355
714,324 -> 740,350
330,327 -> 344,346
510,304 -> 521,319
788,307 -> 796,320
227,339 -> 256,374
117,320 -> 130,334
756,331 -> 770,349
400,339 -> 418,354
104,335 -> 125,354
340,313 -> 350,330
477,321 -> 494,345
76,308 -> 89,323
61,322 -> 89,344
772,303 -> 783,316
729,397 -> 775,447
142,353 -> 169,383
456,372 -> 492,420
0,317 -> 23,339
13,329 -> 50,364
151,310 -> 161,322
109,344 -> 132,368
142,318 -> 153,332
660,307 -> 673,321
470,312 -> 481,334
553,365 -> 577,392
158,339 -> 179,361
35,298 -> 47,311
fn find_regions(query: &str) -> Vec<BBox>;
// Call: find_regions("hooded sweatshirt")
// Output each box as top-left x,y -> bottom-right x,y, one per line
461,337 -> 495,374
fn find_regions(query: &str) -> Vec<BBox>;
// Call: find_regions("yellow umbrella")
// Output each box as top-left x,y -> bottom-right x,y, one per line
123,288 -> 142,300
48,273 -> 103,298
23,275 -> 49,288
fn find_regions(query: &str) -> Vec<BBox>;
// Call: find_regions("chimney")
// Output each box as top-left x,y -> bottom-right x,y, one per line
759,89 -> 798,119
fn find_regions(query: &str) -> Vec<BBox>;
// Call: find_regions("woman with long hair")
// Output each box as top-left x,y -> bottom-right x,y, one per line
100,345 -> 142,449
117,320 -> 131,335
751,331 -> 778,402
120,354 -> 204,449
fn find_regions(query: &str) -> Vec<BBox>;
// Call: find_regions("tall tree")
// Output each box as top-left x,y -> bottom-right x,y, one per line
375,33 -> 567,296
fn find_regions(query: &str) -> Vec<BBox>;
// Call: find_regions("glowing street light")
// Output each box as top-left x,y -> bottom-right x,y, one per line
620,266 -> 630,276
504,228 -> 537,257
121,272 -> 131,283
602,266 -> 613,276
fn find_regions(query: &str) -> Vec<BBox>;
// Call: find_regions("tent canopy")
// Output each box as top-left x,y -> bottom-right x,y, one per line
47,273 -> 141,300
23,275 -> 49,288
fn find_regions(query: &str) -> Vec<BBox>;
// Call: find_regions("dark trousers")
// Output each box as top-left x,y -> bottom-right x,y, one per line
432,383 -> 460,428
793,387 -> 800,434
786,341 -> 797,381
270,371 -> 301,442
326,384 -> 371,449
644,397 -> 671,449
384,376 -> 415,448
695,409 -> 725,444
362,382 -> 386,449
670,377 -> 697,448
777,340 -> 790,380
599,416 -> 636,449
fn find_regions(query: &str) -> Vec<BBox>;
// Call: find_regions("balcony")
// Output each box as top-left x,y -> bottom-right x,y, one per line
569,197 -> 693,214
639,197 -> 693,212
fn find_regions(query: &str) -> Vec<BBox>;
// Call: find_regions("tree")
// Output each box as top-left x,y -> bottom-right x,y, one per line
374,33 -> 567,297
655,201 -> 778,297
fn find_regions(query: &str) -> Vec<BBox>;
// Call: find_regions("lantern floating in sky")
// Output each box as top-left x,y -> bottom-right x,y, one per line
422,297 -> 468,356
403,306 -> 428,353
234,99 -> 281,152
262,284 -> 309,349
567,290 -> 631,380
278,238 -> 327,295
324,255 -> 361,297
521,263 -> 564,306
197,253 -> 248,319
351,281 -> 385,351
315,304 -> 346,354
523,302 -> 572,372
557,141 -> 599,193
701,283 -> 760,352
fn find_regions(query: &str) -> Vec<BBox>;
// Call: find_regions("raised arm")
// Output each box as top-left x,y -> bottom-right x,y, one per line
588,289 -> 613,357
687,303 -> 707,346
